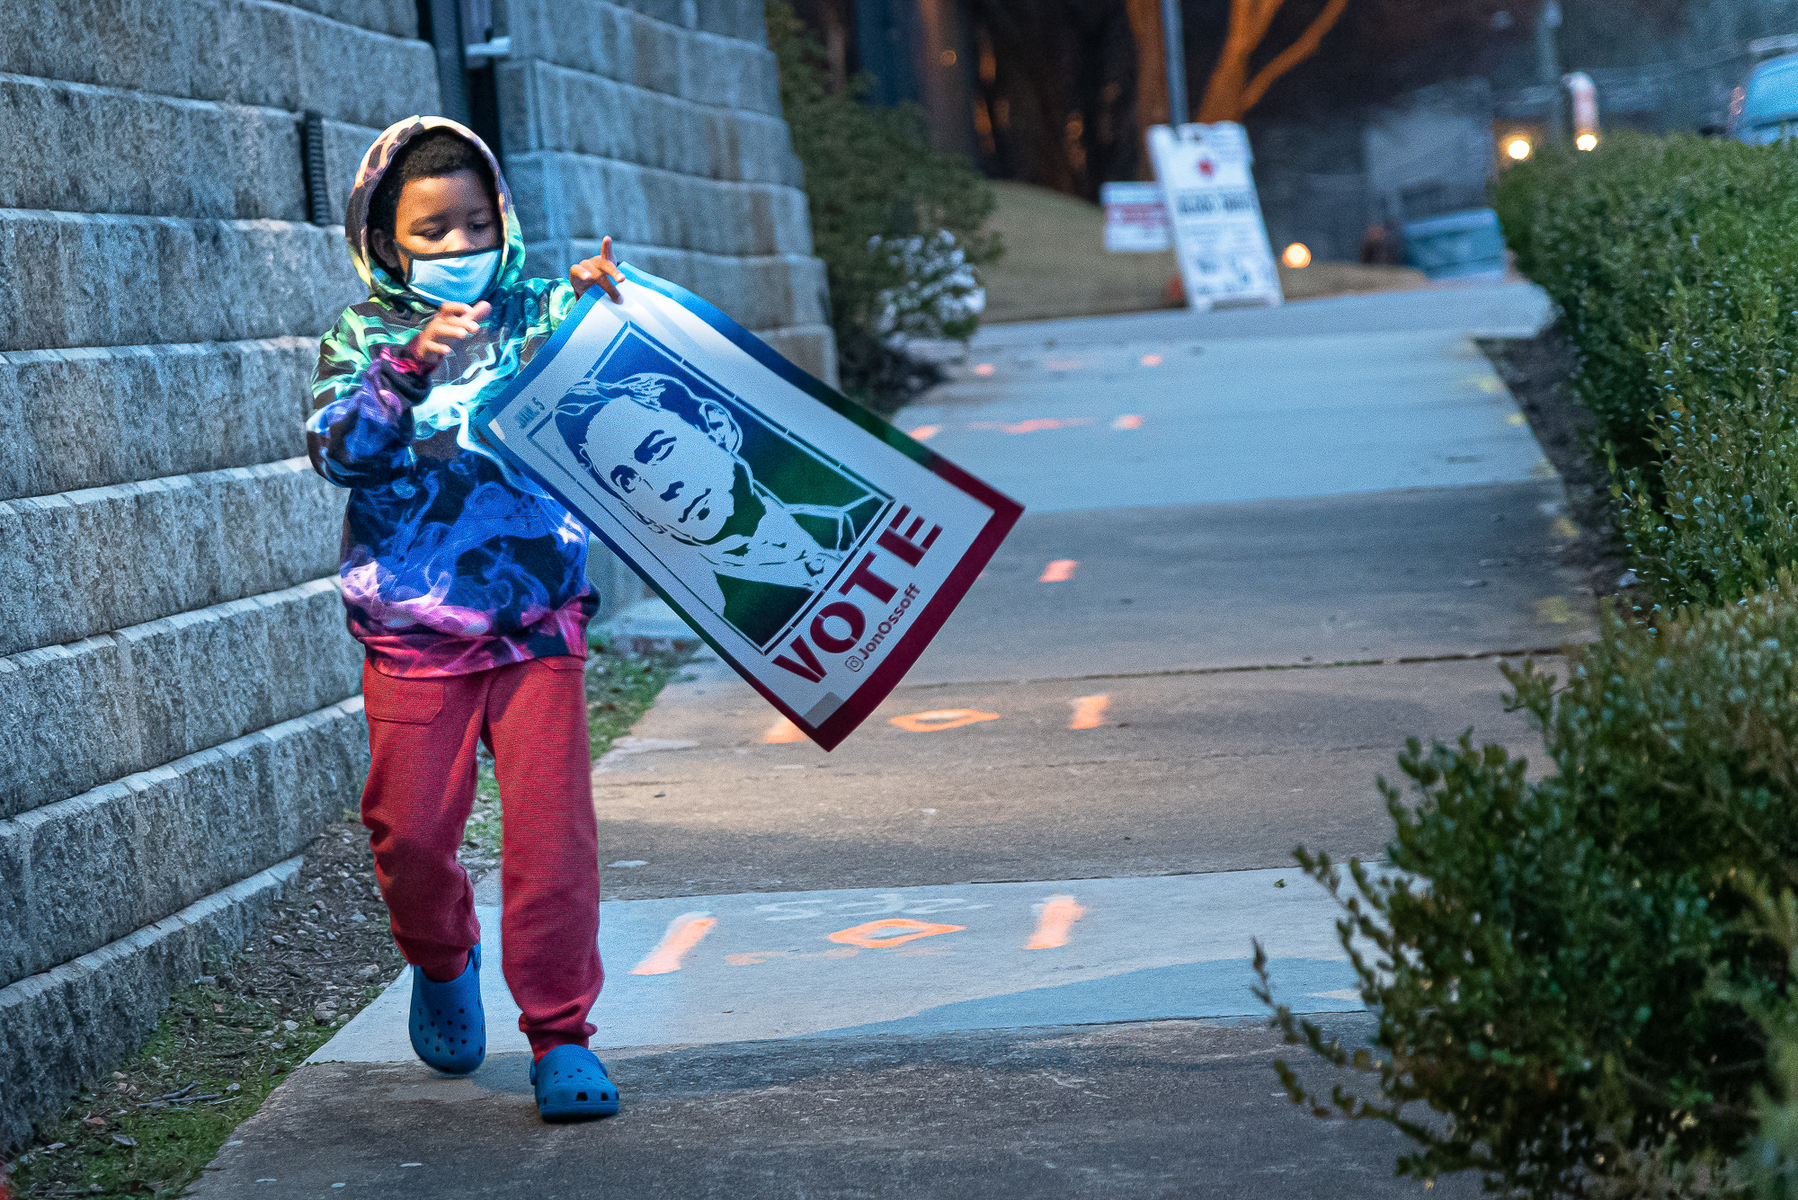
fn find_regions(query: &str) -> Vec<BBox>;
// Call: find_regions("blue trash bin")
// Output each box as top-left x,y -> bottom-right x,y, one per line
1401,208 -> 1507,281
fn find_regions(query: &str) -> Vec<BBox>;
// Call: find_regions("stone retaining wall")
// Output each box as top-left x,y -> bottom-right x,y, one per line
0,0 -> 831,1149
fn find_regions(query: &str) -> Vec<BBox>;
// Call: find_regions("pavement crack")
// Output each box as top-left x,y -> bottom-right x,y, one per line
894,646 -> 1579,692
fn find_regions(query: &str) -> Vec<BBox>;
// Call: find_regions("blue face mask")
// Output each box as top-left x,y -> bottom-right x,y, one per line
405,247 -> 500,306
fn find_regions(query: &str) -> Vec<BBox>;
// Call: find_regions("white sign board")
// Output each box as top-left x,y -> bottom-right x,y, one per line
1147,122 -> 1283,311
474,267 -> 1022,750
1100,181 -> 1171,253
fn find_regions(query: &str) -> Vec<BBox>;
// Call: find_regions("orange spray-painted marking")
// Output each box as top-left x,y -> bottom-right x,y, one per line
1040,559 -> 1078,583
888,709 -> 1000,733
1068,694 -> 1109,730
630,912 -> 717,975
828,918 -> 966,949
908,424 -> 941,441
1112,414 -> 1144,430
1026,895 -> 1087,949
969,417 -> 1093,435
762,716 -> 806,744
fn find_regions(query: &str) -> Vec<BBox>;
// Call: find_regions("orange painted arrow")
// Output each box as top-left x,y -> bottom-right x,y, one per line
827,918 -> 965,949
1026,895 -> 1087,950
1068,694 -> 1109,730
762,716 -> 806,743
630,912 -> 717,975
888,709 -> 999,733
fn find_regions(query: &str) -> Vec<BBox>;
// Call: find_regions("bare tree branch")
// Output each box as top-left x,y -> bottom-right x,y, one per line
1238,0 -> 1350,114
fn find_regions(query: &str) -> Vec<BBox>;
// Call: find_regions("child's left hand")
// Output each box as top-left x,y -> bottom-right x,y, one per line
570,235 -> 624,302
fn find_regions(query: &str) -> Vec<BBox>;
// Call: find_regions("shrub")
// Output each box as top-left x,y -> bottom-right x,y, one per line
766,3 -> 999,414
1493,135 -> 1798,607
1259,583 -> 1798,1196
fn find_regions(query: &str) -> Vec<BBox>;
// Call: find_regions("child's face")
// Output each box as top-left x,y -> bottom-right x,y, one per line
372,168 -> 498,275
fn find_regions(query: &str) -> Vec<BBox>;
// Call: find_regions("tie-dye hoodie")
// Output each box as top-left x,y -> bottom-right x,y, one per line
307,117 -> 597,677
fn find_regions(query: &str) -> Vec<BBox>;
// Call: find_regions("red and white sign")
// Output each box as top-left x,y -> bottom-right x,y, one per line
1148,122 -> 1283,311
1100,182 -> 1171,253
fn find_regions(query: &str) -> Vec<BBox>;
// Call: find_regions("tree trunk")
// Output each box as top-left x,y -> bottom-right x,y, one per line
1126,0 -> 1168,176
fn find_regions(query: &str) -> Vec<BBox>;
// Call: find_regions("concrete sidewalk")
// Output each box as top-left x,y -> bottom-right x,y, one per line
195,281 -> 1572,1198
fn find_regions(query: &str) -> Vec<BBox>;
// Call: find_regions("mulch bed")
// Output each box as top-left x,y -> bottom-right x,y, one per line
1478,327 -> 1642,610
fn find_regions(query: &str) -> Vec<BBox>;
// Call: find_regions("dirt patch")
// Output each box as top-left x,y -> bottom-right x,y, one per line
1478,328 -> 1642,610
2,646 -> 686,1199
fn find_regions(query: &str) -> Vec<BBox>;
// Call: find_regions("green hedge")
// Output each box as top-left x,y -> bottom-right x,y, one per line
1259,133 -> 1798,1198
1262,586 -> 1798,1196
1493,135 -> 1798,608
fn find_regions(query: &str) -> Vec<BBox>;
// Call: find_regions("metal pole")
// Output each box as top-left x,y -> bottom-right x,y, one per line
1536,0 -> 1564,144
426,0 -> 471,125
1161,0 -> 1187,127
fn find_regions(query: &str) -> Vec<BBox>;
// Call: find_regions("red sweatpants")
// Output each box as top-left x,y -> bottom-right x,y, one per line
359,656 -> 601,1057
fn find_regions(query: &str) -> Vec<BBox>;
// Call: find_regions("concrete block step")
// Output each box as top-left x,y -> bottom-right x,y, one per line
281,0 -> 417,40
531,240 -> 830,334
0,337 -> 316,502
0,457 -> 344,658
0,75 -> 305,219
497,59 -> 801,187
0,697 -> 366,990
505,152 -> 812,257
583,0 -> 770,43
0,211 -> 360,353
0,854 -> 301,1151
0,76 -> 382,226
507,0 -> 781,115
0,577 -> 361,820
1,0 -> 436,129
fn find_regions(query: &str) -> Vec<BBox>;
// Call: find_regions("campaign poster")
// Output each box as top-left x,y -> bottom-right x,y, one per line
473,266 -> 1023,750
1100,181 -> 1172,253
1147,122 -> 1283,311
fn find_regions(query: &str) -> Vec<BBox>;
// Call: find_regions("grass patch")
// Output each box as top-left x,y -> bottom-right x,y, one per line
6,978 -> 368,1199
4,643 -> 689,1199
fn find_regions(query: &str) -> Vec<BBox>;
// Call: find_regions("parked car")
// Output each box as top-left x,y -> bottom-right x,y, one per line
1730,52 -> 1798,144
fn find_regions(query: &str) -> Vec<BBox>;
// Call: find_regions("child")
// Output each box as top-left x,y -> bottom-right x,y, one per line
307,116 -> 626,1122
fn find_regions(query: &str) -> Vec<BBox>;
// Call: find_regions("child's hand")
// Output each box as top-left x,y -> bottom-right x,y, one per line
570,235 -> 624,302
407,301 -> 492,371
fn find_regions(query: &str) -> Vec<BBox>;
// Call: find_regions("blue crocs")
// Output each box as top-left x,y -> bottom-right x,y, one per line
408,942 -> 485,1074
531,1044 -> 620,1121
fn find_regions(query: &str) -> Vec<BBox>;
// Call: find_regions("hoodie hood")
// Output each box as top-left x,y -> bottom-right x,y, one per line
343,116 -> 527,312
